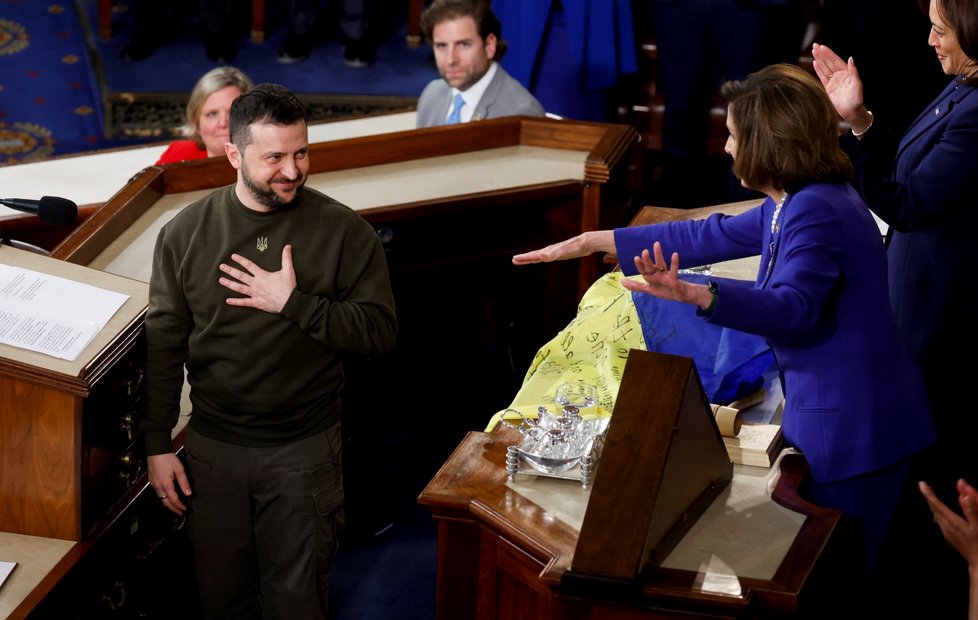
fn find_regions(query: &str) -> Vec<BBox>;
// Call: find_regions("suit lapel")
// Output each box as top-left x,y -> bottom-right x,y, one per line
437,85 -> 453,125
474,68 -> 505,121
897,78 -> 972,161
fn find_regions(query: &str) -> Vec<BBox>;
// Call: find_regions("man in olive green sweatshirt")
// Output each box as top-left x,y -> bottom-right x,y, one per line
144,83 -> 397,619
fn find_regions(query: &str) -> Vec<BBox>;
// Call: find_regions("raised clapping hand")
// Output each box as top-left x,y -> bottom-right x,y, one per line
811,43 -> 866,125
219,244 -> 297,313
919,478 -> 978,620
919,478 -> 978,569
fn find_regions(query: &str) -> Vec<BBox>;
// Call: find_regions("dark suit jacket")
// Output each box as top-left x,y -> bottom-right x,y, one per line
615,183 -> 935,483
415,64 -> 544,128
853,78 -> 978,423
856,78 -> 978,486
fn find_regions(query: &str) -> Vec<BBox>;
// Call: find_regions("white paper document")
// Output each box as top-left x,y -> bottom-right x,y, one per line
0,560 -> 15,590
0,263 -> 129,361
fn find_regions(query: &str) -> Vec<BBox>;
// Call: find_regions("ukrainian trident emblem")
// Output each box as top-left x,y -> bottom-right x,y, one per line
256,236 -> 268,252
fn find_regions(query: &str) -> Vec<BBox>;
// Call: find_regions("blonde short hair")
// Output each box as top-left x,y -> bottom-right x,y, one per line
181,66 -> 253,147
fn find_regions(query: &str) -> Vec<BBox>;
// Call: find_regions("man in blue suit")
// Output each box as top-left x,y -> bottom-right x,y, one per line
416,0 -> 544,128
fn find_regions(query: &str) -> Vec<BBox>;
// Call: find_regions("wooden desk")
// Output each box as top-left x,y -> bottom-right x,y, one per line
418,427 -> 840,619
0,410 -> 193,619
0,112 -> 417,216
0,112 -> 418,253
51,116 -> 638,301
0,432 -> 196,620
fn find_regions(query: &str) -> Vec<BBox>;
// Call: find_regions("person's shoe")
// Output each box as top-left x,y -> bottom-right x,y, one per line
120,37 -> 160,62
343,39 -> 376,68
277,34 -> 311,64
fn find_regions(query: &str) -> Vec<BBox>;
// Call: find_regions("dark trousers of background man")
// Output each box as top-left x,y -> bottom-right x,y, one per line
284,0 -> 372,43
651,0 -> 808,208
277,0 -> 376,64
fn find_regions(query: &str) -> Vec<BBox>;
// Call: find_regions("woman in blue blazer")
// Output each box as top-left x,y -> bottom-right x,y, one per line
514,63 -> 935,615
813,0 -> 978,615
813,0 -> 978,487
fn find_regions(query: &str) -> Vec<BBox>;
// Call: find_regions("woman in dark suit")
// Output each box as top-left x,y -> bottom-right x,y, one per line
813,1 -> 978,615
813,0 -> 978,484
513,63 -> 935,616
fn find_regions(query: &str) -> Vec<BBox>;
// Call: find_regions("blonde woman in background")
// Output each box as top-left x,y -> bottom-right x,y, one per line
156,66 -> 253,165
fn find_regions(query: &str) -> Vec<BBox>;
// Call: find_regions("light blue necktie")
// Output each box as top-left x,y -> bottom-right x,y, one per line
445,93 -> 465,125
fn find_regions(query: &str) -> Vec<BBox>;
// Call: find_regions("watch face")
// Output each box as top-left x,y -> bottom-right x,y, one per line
708,280 -> 719,294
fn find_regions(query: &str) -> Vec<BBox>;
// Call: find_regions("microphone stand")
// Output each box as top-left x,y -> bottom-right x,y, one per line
1,237 -> 52,255
0,225 -> 52,256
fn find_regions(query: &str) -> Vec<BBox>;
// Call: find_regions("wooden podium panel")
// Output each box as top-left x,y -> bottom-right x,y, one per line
0,247 -> 148,541
565,351 -> 733,592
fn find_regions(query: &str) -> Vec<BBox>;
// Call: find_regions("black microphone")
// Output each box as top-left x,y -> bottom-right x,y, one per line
0,196 -> 78,225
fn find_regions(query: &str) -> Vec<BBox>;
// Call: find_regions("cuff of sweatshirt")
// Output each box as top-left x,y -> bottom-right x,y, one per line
280,287 -> 311,324
144,430 -> 175,456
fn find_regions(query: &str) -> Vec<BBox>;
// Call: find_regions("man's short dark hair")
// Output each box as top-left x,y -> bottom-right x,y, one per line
230,83 -> 306,149
420,0 -> 508,61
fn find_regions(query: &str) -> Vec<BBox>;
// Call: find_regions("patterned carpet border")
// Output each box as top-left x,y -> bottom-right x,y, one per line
104,91 -> 416,139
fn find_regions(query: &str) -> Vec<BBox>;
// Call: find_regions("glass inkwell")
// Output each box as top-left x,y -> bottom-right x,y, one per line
502,383 -> 610,488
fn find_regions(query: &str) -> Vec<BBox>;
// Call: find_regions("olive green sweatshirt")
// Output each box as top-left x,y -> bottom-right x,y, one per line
143,184 -> 397,455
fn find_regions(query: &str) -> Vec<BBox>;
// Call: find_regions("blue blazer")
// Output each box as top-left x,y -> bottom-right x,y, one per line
853,78 -> 978,397
615,183 -> 936,483
415,64 -> 544,128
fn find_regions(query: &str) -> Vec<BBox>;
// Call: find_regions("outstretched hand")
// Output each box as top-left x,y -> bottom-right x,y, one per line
513,230 -> 615,265
219,244 -> 297,313
811,43 -> 866,123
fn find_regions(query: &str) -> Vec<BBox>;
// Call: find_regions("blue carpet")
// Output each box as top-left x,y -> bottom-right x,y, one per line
0,0 -> 138,161
330,507 -> 438,620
